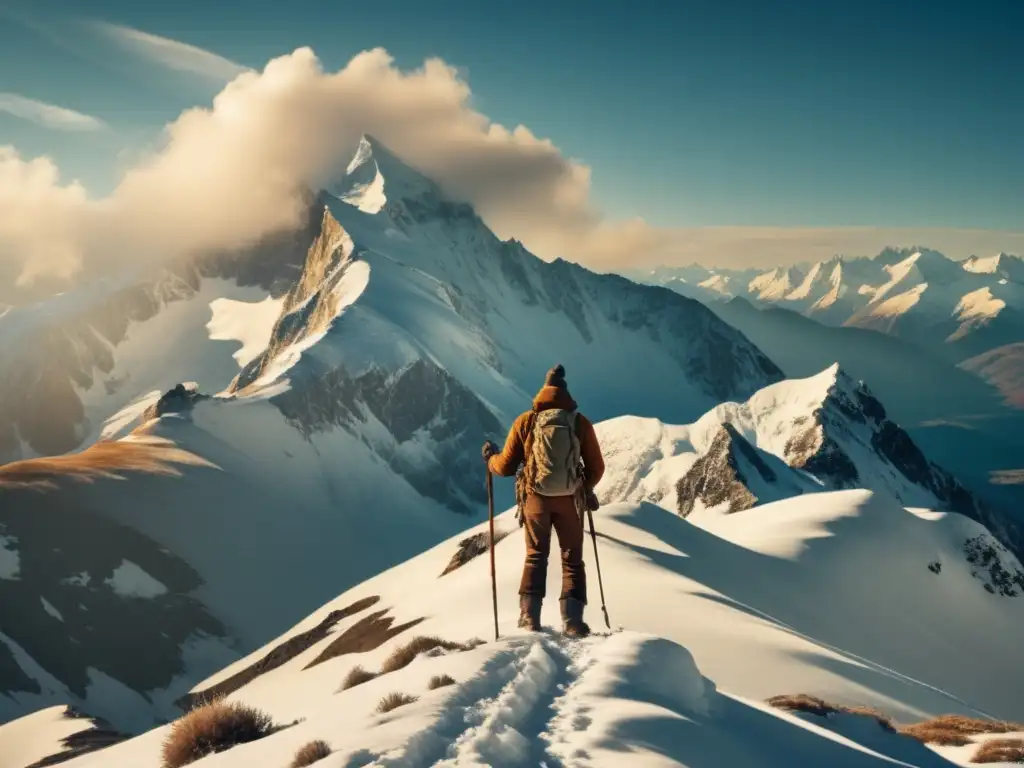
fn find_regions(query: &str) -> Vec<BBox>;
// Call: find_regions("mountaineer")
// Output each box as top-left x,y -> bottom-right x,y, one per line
482,364 -> 605,637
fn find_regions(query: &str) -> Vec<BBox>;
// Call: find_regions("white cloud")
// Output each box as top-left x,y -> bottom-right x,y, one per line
90,21 -> 250,82
0,93 -> 106,132
0,45 -> 1020,296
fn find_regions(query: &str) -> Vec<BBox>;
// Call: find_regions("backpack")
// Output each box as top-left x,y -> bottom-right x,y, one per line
521,409 -> 583,497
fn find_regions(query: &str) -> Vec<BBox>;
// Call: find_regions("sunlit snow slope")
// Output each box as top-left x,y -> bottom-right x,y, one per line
28,490 -> 1024,767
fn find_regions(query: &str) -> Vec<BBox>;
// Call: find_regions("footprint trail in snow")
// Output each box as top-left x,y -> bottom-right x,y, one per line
371,630 -> 621,768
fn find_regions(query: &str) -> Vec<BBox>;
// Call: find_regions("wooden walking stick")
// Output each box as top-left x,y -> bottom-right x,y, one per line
486,469 -> 499,641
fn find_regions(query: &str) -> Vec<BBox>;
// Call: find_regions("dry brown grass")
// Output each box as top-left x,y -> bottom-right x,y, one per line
161,700 -> 276,768
304,609 -> 424,670
380,636 -> 475,675
766,694 -> 894,732
376,693 -> 418,714
767,694 -> 837,718
972,738 -> 1024,763
427,674 -> 456,690
0,437 -> 214,491
843,706 -> 896,732
440,530 -> 512,576
340,665 -> 378,691
290,739 -> 332,767
900,715 -> 1022,747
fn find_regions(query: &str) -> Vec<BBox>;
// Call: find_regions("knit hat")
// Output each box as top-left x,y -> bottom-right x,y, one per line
544,364 -> 567,389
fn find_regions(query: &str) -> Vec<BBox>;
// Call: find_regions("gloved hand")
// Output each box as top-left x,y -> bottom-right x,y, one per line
481,441 -> 499,462
585,488 -> 600,511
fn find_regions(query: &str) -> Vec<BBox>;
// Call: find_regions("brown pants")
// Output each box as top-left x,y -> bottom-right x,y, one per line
519,493 -> 587,603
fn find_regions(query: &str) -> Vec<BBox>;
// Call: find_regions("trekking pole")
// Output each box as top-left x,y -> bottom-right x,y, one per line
586,507 -> 611,629
486,470 -> 500,641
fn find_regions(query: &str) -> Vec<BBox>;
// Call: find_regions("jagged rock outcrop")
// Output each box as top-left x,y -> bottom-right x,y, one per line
964,535 -> 1024,597
676,425 -> 772,516
140,383 -> 209,423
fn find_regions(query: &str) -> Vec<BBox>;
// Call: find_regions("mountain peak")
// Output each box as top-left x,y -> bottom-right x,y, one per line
332,134 -> 440,214
963,252 -> 1024,282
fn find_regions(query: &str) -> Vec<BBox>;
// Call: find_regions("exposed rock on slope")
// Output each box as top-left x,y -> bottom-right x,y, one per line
676,423 -> 808,517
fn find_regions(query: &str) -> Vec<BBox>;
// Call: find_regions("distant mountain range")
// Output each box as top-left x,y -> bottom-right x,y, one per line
628,248 -> 1024,366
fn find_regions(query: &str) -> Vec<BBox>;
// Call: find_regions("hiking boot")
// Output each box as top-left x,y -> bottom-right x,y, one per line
518,594 -> 542,632
560,598 -> 591,638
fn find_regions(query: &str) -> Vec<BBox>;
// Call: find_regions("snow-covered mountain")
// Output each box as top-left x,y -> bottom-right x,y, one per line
8,489 -> 1022,767
594,365 -> 1019,562
631,247 -> 1024,363
0,136 -> 783,731
0,211 -> 319,464
704,296 -> 1010,427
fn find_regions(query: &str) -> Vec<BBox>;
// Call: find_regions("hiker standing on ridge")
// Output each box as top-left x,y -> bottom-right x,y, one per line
482,364 -> 605,638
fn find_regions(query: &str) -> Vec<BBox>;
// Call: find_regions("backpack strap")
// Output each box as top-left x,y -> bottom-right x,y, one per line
515,412 -> 539,526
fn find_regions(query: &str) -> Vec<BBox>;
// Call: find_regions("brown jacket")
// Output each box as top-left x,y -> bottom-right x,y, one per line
487,385 -> 605,489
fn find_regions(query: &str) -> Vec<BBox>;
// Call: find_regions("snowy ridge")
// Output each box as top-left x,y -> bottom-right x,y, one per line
21,490 -> 1024,767
594,364 -> 1019,566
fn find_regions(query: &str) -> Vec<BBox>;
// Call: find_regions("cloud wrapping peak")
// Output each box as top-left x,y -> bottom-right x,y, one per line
1,44 -> 1022,297
91,21 -> 250,82
0,45 -> 604,289
0,93 -> 106,131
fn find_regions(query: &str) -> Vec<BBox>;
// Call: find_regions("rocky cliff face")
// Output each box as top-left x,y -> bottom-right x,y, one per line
677,424 -> 780,516
272,358 -> 502,514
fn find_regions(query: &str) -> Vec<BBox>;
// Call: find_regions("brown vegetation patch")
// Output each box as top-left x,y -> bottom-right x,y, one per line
376,693 -> 418,714
768,696 -> 1024,750
178,595 -> 380,710
290,739 -> 333,767
0,438 -> 215,491
428,674 -> 456,690
24,709 -> 129,767
380,636 -> 480,675
440,530 -> 511,576
161,700 -> 277,768
340,665 -> 378,691
304,609 -> 425,670
767,694 -> 894,731
972,738 -> 1024,763
900,715 -> 1023,747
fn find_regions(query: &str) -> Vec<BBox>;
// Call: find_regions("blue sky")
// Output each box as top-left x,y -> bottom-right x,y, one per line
0,0 -> 1021,249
